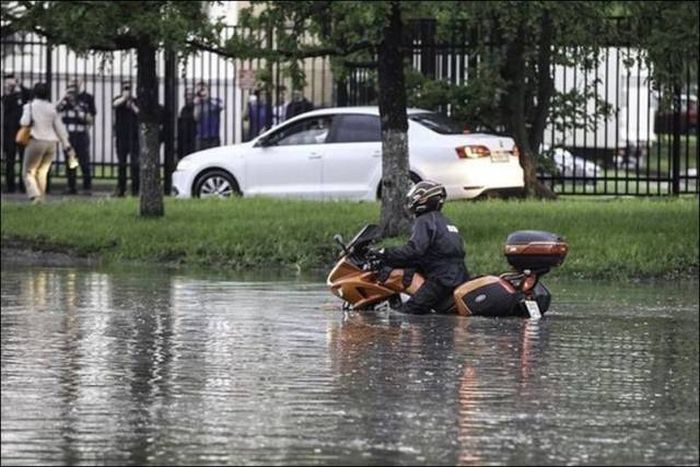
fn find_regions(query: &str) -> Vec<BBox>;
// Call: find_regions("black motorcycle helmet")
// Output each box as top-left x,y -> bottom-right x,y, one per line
405,180 -> 447,216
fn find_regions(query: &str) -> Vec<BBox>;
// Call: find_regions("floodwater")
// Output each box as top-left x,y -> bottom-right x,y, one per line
1,265 -> 698,466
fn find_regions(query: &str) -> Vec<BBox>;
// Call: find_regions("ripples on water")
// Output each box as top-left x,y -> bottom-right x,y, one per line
1,266 -> 698,466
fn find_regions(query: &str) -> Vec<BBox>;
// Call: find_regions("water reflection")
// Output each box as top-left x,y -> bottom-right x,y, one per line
327,313 -> 553,465
1,266 -> 698,466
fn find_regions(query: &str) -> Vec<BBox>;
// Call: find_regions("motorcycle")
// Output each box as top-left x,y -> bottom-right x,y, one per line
327,224 -> 568,318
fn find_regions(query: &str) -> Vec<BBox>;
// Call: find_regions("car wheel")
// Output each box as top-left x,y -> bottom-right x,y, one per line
376,172 -> 421,199
194,170 -> 241,198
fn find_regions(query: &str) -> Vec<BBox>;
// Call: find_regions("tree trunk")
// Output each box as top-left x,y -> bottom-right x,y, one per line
501,23 -> 556,200
378,1 -> 412,237
529,11 -> 555,156
137,41 -> 164,217
527,11 -> 557,199
163,47 -> 177,196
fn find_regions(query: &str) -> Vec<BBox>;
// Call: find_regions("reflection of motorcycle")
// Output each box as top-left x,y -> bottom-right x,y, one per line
327,224 -> 568,318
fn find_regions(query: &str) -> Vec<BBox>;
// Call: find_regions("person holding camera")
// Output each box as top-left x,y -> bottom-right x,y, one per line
244,88 -> 271,140
193,81 -> 223,151
285,89 -> 314,120
112,80 -> 140,197
57,81 -> 93,195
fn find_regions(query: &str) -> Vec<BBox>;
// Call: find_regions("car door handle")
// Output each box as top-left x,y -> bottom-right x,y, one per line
309,153 -> 322,160
372,151 -> 381,158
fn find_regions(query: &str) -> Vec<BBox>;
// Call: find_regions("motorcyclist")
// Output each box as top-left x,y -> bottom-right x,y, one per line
370,180 -> 470,314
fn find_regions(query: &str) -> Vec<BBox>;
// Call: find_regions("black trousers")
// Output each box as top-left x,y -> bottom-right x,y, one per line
116,138 -> 140,196
66,132 -> 91,192
400,279 -> 455,315
3,135 -> 25,192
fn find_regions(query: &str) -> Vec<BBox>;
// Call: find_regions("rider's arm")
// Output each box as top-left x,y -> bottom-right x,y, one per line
383,215 -> 433,267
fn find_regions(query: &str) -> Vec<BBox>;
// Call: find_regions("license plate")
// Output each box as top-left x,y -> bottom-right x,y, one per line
524,300 -> 542,319
491,151 -> 509,162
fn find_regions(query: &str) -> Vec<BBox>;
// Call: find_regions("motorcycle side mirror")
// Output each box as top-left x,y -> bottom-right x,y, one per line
333,234 -> 348,255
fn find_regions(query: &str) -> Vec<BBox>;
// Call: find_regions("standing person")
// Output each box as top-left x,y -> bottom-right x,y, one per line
2,73 -> 31,193
20,82 -> 75,204
244,88 -> 270,140
193,81 -> 223,151
243,90 -> 258,141
112,80 -> 140,197
285,88 -> 314,120
57,82 -> 93,195
369,181 -> 470,314
69,78 -> 97,124
177,88 -> 196,160
70,78 -> 96,191
272,85 -> 288,127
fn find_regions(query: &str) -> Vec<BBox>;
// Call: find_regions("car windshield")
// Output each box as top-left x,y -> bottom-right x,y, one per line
409,112 -> 464,135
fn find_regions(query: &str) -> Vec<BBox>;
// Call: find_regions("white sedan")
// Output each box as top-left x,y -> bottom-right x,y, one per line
172,107 -> 524,200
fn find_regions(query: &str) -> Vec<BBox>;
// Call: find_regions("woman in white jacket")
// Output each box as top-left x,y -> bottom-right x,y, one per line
20,82 -> 76,203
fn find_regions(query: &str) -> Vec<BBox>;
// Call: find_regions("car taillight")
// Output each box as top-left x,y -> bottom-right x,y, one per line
512,145 -> 520,158
456,145 -> 491,159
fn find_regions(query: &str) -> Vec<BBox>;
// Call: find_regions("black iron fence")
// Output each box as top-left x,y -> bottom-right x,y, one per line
347,19 -> 699,196
1,20 -> 698,196
1,26 -> 333,193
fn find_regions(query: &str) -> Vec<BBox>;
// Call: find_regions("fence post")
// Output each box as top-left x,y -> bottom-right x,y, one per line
163,48 -> 176,195
45,40 -> 53,99
265,26 -> 274,131
420,19 -> 436,79
335,75 -> 348,106
672,83 -> 681,196
45,39 -> 53,194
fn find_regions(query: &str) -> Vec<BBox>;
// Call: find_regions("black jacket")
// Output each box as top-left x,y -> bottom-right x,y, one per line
383,210 -> 469,287
2,86 -> 31,135
177,103 -> 196,159
285,98 -> 313,120
113,96 -> 140,143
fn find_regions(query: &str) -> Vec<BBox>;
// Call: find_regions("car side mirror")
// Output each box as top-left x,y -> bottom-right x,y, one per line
254,135 -> 271,147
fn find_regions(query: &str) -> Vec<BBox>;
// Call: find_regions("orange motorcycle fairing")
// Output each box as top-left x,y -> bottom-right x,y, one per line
327,258 -> 362,286
327,257 -> 425,310
381,268 -> 425,295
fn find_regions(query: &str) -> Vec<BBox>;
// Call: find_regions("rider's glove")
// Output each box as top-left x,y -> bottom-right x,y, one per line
366,247 -> 385,261
365,247 -> 386,270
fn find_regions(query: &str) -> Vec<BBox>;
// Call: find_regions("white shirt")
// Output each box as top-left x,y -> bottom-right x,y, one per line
20,99 -> 71,149
273,102 -> 288,126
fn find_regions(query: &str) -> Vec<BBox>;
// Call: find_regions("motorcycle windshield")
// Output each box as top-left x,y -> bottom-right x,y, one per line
346,224 -> 381,252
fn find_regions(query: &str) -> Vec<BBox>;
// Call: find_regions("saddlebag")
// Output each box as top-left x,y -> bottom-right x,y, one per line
453,276 -> 525,317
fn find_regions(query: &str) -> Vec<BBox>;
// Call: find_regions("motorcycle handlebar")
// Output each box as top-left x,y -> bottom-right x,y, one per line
333,234 -> 349,256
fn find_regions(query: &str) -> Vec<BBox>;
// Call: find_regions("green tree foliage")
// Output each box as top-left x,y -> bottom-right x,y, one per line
1,1 -> 223,217
408,1 -> 698,195
415,1 -> 623,198
225,1 -> 383,92
624,1 -> 699,91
